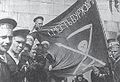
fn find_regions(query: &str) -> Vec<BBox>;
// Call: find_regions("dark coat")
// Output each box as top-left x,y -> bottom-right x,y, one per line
114,57 -> 120,82
6,53 -> 25,82
26,53 -> 48,82
106,54 -> 120,82
0,58 -> 11,82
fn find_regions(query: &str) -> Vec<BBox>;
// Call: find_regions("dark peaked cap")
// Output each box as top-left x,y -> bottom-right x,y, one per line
0,18 -> 17,28
33,16 -> 44,22
13,29 -> 30,37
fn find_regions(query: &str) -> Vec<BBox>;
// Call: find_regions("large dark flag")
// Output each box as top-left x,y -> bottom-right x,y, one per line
41,0 -> 108,77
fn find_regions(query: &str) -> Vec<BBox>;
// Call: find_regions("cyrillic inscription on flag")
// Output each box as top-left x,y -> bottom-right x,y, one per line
41,0 -> 108,76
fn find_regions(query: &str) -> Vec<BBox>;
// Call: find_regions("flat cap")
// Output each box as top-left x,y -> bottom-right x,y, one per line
107,38 -> 116,43
13,28 -> 30,37
41,41 -> 50,45
77,74 -> 83,78
33,16 -> 44,22
0,18 -> 17,29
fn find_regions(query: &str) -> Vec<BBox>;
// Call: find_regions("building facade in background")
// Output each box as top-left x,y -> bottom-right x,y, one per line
0,0 -> 119,37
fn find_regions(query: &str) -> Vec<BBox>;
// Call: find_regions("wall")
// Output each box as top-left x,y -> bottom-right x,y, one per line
0,0 -> 77,30
0,0 -> 119,32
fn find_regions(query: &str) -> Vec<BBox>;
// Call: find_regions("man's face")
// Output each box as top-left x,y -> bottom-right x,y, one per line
42,44 -> 49,52
11,36 -> 26,54
35,19 -> 43,30
110,44 -> 119,52
0,24 -> 13,53
77,76 -> 82,81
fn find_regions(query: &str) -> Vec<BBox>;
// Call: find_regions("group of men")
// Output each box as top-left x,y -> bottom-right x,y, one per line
1,16 -> 120,82
0,16 -> 55,82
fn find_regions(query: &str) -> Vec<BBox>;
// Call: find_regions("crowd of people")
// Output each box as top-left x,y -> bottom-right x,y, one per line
0,16 -> 56,82
0,16 -> 120,82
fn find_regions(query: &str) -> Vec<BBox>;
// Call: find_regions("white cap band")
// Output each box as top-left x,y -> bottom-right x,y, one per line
41,41 -> 50,45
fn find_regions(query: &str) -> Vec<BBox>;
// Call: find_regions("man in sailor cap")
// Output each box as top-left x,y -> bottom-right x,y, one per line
7,27 -> 30,82
0,18 -> 17,82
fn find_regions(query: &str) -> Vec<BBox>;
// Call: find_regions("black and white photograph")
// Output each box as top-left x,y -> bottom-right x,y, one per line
0,0 -> 120,82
